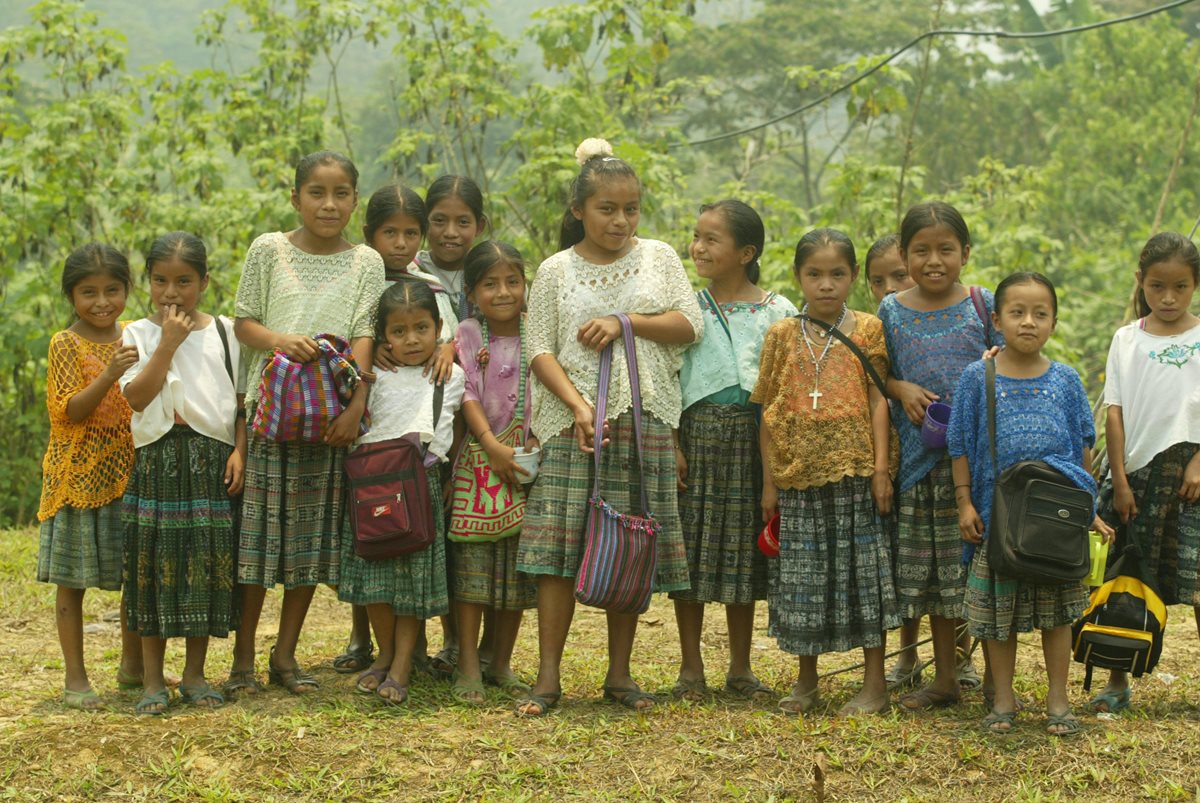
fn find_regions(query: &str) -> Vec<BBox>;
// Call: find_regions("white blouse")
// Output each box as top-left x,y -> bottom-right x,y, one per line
357,364 -> 466,462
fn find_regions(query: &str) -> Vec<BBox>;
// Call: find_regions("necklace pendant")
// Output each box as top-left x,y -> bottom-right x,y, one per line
809,385 -> 823,410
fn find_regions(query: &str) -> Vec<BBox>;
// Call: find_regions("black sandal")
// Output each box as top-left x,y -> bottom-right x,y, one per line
268,649 -> 319,695
332,644 -> 375,674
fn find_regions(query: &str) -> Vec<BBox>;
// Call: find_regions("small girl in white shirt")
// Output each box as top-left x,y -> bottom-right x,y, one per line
120,232 -> 246,715
338,279 -> 466,705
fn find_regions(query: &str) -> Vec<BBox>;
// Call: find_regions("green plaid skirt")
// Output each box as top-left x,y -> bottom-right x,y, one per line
516,411 -> 689,592
450,536 -> 536,610
670,403 -> 767,605
237,418 -> 346,590
1099,441 -> 1200,606
122,428 -> 239,638
338,466 -> 450,619
894,456 -> 966,619
964,545 -> 1088,640
37,502 -> 124,590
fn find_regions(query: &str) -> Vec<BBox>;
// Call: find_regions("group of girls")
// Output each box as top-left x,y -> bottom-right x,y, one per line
37,140 -> 1199,733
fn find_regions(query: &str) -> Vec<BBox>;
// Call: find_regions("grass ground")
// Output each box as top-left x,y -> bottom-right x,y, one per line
1,527 -> 1199,802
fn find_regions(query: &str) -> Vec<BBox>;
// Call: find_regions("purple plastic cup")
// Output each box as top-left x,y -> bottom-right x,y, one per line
920,402 -> 952,450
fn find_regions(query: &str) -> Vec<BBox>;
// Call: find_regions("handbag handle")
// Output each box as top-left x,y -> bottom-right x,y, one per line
591,313 -> 651,515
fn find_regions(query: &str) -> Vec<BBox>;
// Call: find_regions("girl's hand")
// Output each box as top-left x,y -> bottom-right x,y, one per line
324,402 -> 364,447
1112,480 -> 1138,523
981,346 -> 1002,360
871,470 -> 893,516
1092,514 -> 1117,545
374,342 -> 403,372
103,344 -> 139,381
675,447 -> 688,492
1179,450 -> 1200,503
424,342 -> 456,385
577,316 -> 622,353
224,449 -> 245,496
760,483 -> 778,528
277,334 -> 319,363
958,501 -> 984,544
484,440 -> 523,486
893,380 -> 938,426
160,304 -> 194,351
571,403 -> 609,453
523,436 -> 541,454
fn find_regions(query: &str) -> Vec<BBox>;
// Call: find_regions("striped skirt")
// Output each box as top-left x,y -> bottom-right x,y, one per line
451,537 -> 536,610
964,545 -> 1088,640
237,418 -> 346,590
894,456 -> 966,619
516,411 -> 689,592
670,403 -> 766,605
121,428 -> 239,638
37,501 -> 124,590
1099,441 -> 1200,606
768,477 -> 901,656
338,466 -> 450,619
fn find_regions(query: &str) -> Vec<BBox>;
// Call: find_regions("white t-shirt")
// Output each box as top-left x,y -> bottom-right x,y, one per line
357,364 -> 466,462
1103,320 -> 1200,474
120,315 -> 244,448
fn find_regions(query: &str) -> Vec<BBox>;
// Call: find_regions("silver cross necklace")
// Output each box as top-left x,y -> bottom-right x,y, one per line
799,304 -> 848,410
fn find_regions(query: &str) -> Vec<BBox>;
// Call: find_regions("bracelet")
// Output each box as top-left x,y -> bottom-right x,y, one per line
955,483 -> 971,489
359,370 -> 377,385
235,409 -> 247,419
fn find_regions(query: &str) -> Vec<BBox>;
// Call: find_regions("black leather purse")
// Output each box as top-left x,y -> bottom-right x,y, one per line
985,360 -> 1091,585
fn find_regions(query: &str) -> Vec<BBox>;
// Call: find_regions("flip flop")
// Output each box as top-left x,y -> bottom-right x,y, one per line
63,688 -> 102,711
778,685 -> 820,715
899,686 -> 960,711
514,689 -> 561,717
1046,712 -> 1083,737
483,669 -> 532,696
603,684 -> 657,712
1087,688 -> 1131,714
222,669 -> 264,698
355,667 -> 389,695
884,662 -> 924,691
179,683 -> 225,709
452,670 -> 487,705
135,689 -> 171,716
376,677 -> 408,706
672,677 -> 709,702
724,675 -> 772,701
332,644 -> 375,674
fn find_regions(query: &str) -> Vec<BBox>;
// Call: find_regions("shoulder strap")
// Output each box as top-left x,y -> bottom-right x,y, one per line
986,358 -> 998,476
421,381 -> 445,459
969,286 -> 993,348
214,315 -> 235,388
700,289 -> 733,343
592,313 -> 651,515
799,314 -> 886,395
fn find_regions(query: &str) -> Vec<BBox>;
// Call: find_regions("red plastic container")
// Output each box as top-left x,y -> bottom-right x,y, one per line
758,513 -> 781,558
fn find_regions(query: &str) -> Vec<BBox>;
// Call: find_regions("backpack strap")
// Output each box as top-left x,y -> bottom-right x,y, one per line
422,381 -> 445,459
700,289 -> 733,343
798,314 -> 887,396
214,315 -> 235,388
969,286 -> 993,348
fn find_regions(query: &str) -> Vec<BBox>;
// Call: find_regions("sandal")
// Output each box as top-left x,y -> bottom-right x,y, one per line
899,686 -> 959,711
355,667 -> 389,695
515,689 -> 561,717
483,669 -> 532,696
884,662 -> 924,691
135,689 -> 171,716
778,685 -> 820,716
838,694 -> 890,717
724,674 -> 772,701
1046,711 -> 1083,737
428,646 -> 458,681
179,683 -> 225,709
603,684 -> 657,712
332,644 -> 375,675
222,669 -> 264,698
268,650 -> 320,695
983,709 -> 1018,734
956,647 -> 982,691
376,677 -> 408,706
672,677 -> 709,702
452,670 -> 487,705
63,687 -> 102,711
117,669 -> 181,690
982,689 -> 1027,712
1087,688 -> 1131,714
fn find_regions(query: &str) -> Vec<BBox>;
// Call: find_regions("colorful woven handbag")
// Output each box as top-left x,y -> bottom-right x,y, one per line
251,333 -> 369,442
574,313 -> 660,615
448,320 -> 530,542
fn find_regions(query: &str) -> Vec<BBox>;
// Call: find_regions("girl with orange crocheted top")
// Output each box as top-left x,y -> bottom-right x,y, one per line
37,244 -> 143,710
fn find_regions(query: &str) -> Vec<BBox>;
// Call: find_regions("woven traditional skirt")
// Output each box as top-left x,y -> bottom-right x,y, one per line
964,544 -> 1088,640
516,411 -> 689,592
670,403 -> 766,605
37,501 -> 124,590
122,427 -> 239,638
768,477 -> 901,655
237,418 -> 345,589
451,536 -> 536,610
894,456 -> 966,619
338,466 -> 450,619
1099,441 -> 1200,606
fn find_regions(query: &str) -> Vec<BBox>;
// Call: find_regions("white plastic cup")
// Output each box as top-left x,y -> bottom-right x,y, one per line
513,447 -> 541,484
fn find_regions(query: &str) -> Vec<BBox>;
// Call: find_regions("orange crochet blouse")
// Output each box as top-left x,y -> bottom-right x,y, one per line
750,313 -> 890,490
37,328 -> 134,521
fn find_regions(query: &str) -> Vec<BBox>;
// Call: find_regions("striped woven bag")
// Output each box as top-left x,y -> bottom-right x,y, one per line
573,313 -> 660,615
251,333 -> 368,442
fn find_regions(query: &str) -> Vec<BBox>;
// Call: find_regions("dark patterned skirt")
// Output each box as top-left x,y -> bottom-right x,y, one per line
670,403 -> 766,605
768,477 -> 901,655
1099,441 -> 1200,606
338,466 -> 450,619
122,427 -> 239,638
894,456 -> 966,619
37,502 -> 125,590
964,544 -> 1088,640
451,536 -> 536,610
237,417 -> 345,590
516,411 -> 689,592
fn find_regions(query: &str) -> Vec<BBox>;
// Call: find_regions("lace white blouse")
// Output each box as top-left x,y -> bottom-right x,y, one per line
525,238 -> 704,440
